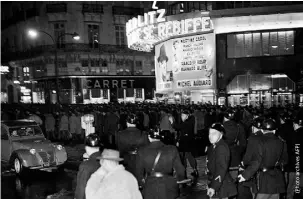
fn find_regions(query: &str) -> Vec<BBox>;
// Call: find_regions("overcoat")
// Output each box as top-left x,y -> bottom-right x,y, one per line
116,127 -> 149,176
75,151 -> 101,199
207,139 -> 237,198
136,141 -> 185,199
243,133 -> 288,194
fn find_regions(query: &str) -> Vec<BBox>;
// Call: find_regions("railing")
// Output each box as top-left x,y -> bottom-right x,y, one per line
82,4 -> 103,14
112,6 -> 143,16
46,3 -> 67,13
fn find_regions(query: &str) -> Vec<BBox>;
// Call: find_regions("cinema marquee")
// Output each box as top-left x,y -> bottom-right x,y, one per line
126,10 -> 214,52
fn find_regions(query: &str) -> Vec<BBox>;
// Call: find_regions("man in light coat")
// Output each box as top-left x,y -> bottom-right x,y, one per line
85,149 -> 142,199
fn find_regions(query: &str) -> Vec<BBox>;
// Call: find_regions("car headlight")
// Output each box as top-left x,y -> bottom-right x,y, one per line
29,149 -> 36,155
57,145 -> 63,150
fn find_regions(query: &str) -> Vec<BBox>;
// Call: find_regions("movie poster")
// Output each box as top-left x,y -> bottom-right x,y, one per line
155,33 -> 216,92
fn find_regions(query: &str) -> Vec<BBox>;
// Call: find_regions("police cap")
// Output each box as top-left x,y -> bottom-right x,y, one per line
210,123 -> 225,134
252,117 -> 264,129
85,133 -> 101,147
293,114 -> 303,125
126,113 -> 138,124
224,109 -> 235,119
148,126 -> 164,140
261,119 -> 277,131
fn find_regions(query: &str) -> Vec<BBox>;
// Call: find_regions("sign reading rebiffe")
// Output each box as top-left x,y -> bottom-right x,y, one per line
126,10 -> 214,52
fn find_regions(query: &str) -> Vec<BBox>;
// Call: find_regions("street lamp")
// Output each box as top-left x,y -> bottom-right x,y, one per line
27,29 -> 80,104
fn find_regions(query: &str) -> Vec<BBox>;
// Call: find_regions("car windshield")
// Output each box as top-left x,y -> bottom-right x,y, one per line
9,126 -> 44,137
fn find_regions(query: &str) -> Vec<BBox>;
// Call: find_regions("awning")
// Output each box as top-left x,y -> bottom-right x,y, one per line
227,74 -> 296,94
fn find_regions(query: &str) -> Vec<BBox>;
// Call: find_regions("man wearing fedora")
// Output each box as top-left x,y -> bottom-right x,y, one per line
85,149 -> 142,199
157,44 -> 172,83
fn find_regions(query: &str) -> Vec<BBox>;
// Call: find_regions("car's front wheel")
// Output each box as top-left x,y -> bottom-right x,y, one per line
13,158 -> 23,175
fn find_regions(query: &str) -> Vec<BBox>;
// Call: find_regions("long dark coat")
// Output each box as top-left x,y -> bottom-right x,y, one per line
241,131 -> 263,188
136,141 -> 185,199
243,133 -> 288,194
74,151 -> 101,199
172,115 -> 195,152
207,139 -> 237,198
116,127 -> 149,177
223,120 -> 247,167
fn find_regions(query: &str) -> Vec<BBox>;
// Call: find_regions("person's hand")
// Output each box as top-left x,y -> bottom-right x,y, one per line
238,174 -> 246,183
168,116 -> 174,124
207,188 -> 215,198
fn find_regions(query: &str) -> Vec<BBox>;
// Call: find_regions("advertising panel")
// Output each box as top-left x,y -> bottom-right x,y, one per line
155,32 -> 216,92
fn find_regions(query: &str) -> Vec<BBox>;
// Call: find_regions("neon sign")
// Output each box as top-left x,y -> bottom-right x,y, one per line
126,10 -> 214,52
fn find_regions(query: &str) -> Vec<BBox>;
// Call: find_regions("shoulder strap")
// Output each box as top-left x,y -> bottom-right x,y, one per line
234,124 -> 240,144
275,138 -> 285,167
151,150 -> 162,173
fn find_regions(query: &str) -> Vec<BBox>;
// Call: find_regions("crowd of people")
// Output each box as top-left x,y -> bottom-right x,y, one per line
1,102 -> 303,199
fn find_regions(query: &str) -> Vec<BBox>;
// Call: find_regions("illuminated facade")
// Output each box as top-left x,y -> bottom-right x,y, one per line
1,1 -> 155,104
126,1 -> 303,106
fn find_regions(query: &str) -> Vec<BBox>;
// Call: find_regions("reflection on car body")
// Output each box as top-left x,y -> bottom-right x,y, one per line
1,120 -> 68,175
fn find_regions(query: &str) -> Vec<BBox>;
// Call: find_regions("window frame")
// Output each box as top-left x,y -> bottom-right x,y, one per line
226,29 -> 295,59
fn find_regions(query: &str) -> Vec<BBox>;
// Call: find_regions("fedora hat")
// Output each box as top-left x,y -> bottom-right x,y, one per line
157,44 -> 168,63
96,149 -> 123,161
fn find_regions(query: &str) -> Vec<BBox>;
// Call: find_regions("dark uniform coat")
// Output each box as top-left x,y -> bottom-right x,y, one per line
172,115 -> 195,152
241,131 -> 263,189
207,139 -> 237,198
136,141 -> 185,199
74,151 -> 101,199
116,127 -> 149,177
223,120 -> 247,167
243,133 -> 288,194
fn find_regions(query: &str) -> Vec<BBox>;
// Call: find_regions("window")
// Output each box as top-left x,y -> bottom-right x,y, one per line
82,59 -> 89,67
23,67 -> 30,77
135,61 -> 143,75
227,30 -> 294,58
88,24 -> 99,48
54,23 -> 65,48
1,126 -> 8,140
115,25 -> 126,46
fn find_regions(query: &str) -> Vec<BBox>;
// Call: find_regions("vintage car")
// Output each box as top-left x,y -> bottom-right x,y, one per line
1,120 -> 67,175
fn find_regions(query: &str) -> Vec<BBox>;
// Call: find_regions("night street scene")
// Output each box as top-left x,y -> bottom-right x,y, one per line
1,1 -> 303,199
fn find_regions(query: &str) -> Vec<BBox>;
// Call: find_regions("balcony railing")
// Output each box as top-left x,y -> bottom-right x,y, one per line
82,4 -> 104,14
112,6 -> 143,16
46,3 -> 67,13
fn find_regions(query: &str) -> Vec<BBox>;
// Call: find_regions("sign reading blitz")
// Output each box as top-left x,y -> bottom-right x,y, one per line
155,33 -> 216,92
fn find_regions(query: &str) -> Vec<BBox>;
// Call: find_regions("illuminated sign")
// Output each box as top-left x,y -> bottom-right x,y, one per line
0,66 -> 9,74
155,33 -> 216,92
126,10 -> 213,52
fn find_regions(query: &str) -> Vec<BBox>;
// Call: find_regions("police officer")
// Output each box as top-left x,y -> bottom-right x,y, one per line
206,123 -> 237,199
75,134 -> 104,199
170,109 -> 199,178
238,119 -> 288,199
238,116 -> 264,199
116,113 -> 149,177
276,113 -> 293,142
136,127 -> 185,199
223,109 -> 247,180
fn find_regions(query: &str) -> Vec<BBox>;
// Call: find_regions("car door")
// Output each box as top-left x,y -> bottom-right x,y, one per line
1,125 -> 11,162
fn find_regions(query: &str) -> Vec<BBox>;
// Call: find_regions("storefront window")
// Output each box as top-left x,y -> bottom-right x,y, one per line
227,30 -> 294,58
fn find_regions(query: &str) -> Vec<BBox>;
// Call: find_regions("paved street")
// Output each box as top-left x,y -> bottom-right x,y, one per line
1,144 -> 208,199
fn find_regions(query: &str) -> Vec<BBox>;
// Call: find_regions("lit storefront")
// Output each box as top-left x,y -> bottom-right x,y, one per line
126,10 -> 217,104
33,76 -> 155,104
226,74 -> 296,107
